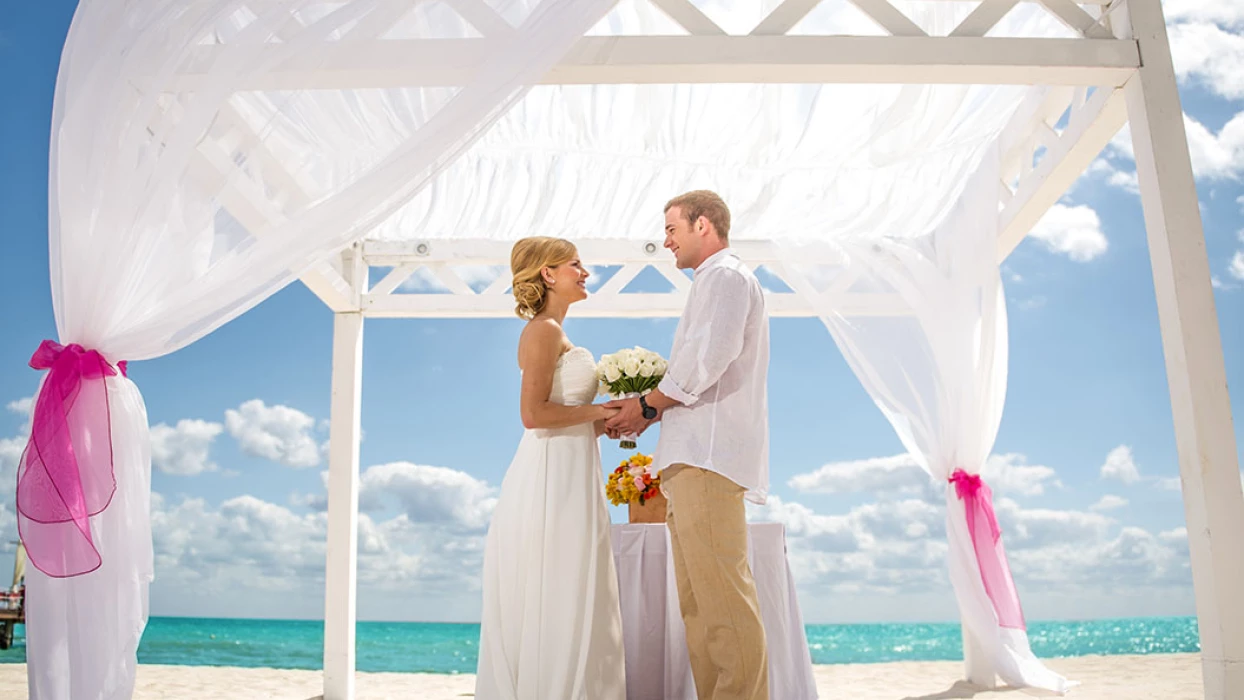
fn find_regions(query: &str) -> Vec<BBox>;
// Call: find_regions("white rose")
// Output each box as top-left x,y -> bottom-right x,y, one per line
654,358 -> 668,375
638,360 -> 655,377
622,357 -> 641,377
604,364 -> 622,383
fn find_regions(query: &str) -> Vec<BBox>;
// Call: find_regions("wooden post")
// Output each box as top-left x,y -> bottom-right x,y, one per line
1121,1 -> 1244,697
323,249 -> 366,700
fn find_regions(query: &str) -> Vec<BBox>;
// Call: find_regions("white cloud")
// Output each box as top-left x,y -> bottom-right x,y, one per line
1112,112 -> 1244,182
150,419 -> 224,476
1229,251 -> 1244,281
995,497 -> 1116,549
788,452 -> 1060,501
1168,22 -> 1244,100
6,396 -> 33,435
787,454 -> 928,495
1183,112 -> 1244,180
1101,445 -> 1142,484
749,486 -> 1190,617
1106,169 -> 1140,194
225,399 -> 321,468
1163,0 -> 1244,27
150,468 -> 496,619
1029,204 -> 1108,262
6,397 -> 32,417
982,453 -> 1062,496
1090,495 -> 1129,512
0,436 -> 23,503
356,461 -> 497,531
152,493 -> 327,593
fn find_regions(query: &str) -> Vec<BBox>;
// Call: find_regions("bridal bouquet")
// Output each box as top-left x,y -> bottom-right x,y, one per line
597,346 -> 667,449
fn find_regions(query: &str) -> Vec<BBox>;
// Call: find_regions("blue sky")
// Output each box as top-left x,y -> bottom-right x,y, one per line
1,2 -> 1242,625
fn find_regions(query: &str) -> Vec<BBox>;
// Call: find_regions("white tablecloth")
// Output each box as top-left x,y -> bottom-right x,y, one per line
611,523 -> 818,700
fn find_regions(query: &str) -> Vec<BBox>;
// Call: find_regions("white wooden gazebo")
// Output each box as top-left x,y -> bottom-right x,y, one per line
18,1 -> 1242,699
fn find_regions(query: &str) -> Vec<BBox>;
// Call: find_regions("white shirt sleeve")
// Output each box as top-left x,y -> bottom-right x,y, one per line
658,268 -> 751,406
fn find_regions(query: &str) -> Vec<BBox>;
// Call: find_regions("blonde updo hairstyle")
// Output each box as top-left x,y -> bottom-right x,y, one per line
510,236 -> 578,320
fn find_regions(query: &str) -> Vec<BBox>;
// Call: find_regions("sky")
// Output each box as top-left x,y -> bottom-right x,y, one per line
0,1 -> 1242,626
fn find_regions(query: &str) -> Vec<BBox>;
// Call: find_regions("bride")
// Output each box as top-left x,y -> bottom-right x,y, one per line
474,237 -> 627,700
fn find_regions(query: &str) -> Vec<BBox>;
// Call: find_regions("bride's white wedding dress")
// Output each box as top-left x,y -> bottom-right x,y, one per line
475,346 -> 627,700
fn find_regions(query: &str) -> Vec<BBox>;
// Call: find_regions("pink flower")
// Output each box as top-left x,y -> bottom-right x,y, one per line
633,476 -> 646,492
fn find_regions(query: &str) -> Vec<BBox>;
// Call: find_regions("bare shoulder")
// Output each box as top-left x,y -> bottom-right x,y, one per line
518,317 -> 568,368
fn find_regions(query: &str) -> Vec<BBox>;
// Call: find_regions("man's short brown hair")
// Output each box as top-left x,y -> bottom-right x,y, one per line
665,190 -> 731,241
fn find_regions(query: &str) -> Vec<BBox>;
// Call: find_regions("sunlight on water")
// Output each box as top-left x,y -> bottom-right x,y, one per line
0,617 -> 1200,673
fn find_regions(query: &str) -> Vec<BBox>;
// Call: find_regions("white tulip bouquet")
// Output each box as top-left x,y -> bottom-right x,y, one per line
597,346 -> 668,449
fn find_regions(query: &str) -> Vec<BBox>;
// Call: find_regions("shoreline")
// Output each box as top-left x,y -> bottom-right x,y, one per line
0,653 -> 1203,699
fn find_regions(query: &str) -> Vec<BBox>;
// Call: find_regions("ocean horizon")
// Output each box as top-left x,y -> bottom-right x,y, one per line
0,616 -> 1199,674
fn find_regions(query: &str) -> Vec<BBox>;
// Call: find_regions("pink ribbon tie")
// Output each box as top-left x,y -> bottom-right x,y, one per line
16,340 -> 124,578
949,468 -> 1025,630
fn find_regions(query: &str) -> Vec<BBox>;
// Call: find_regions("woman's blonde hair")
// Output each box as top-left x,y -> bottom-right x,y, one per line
510,236 -> 577,320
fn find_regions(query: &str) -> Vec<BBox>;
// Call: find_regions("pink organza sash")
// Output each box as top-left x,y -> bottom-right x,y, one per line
16,340 -> 124,578
949,468 -> 1026,630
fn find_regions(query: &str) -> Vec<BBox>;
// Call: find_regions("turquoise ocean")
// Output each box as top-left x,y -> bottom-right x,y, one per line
0,617 -> 1199,673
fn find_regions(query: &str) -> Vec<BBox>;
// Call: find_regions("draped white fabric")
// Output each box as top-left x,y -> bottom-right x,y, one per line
33,0 -> 615,696
780,150 -> 1074,694
25,377 -> 152,700
366,3 -> 1072,244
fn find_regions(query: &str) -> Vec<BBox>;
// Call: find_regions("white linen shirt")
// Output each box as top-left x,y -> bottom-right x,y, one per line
654,248 -> 770,504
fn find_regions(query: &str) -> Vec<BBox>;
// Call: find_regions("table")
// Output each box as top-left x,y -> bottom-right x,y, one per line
611,523 -> 818,700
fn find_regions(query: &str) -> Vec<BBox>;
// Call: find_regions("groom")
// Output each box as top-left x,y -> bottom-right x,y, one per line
606,190 -> 770,700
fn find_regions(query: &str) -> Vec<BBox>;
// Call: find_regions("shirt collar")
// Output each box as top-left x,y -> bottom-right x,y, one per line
695,247 -> 736,274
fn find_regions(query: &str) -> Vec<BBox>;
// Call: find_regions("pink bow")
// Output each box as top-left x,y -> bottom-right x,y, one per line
948,468 -> 1025,630
16,340 -> 125,578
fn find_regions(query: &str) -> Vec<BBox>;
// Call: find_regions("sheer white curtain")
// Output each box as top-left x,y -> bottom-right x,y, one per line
365,2 -> 1070,244
24,0 -> 615,697
781,149 -> 1075,694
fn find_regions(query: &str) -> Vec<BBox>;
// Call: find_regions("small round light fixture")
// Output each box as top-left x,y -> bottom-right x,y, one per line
415,242 -> 431,256
643,242 -> 658,255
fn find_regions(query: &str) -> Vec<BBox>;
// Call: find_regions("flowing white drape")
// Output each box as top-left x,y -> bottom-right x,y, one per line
366,3 -> 1071,244
28,0 -> 615,697
781,149 -> 1074,694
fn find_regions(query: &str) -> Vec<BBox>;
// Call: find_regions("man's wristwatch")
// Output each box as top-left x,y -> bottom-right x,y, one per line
639,395 -> 658,420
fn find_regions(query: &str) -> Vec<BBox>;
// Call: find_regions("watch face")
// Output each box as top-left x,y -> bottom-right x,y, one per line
640,397 -> 657,419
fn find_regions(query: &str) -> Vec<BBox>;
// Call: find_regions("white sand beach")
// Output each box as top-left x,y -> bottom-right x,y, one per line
0,653 -> 1203,699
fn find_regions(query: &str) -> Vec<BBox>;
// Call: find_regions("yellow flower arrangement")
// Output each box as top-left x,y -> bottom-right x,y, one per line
605,452 -> 660,506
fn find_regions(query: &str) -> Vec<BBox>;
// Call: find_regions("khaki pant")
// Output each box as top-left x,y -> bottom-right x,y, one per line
663,464 -> 769,700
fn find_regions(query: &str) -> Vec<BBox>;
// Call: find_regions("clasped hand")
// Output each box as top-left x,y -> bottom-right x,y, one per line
600,396 -> 658,439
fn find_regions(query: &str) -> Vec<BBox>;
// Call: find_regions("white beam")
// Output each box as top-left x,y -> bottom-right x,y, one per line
751,0 -> 822,35
996,84 -> 1128,261
997,86 -> 1074,182
170,36 -> 1139,90
362,290 -> 909,318
848,0 -> 928,37
362,238 -> 844,267
323,263 -> 367,700
950,0 -> 1020,38
1122,0 -> 1244,697
650,0 -> 727,35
